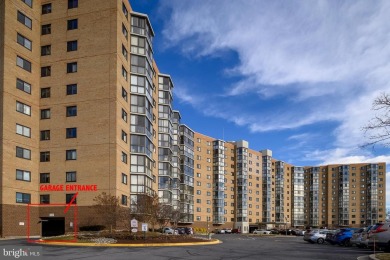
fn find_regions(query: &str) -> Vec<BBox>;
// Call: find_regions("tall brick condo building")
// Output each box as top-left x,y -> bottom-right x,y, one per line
0,0 -> 386,237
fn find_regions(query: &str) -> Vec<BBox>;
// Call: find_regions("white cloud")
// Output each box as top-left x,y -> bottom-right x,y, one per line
161,0 -> 390,166
160,1 -> 390,207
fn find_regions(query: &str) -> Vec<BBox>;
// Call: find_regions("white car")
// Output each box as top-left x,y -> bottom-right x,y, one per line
303,229 -> 330,244
163,227 -> 174,234
253,229 -> 271,235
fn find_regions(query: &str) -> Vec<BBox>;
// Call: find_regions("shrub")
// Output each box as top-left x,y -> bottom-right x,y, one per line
79,225 -> 105,231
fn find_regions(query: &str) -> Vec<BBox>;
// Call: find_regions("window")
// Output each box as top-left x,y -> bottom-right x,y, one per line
122,66 -> 128,81
16,78 -> 31,94
68,0 -> 78,9
121,195 -> 127,205
121,152 -> 128,163
16,192 -> 31,203
122,173 -> 127,184
41,66 -> 51,77
17,11 -> 32,29
40,173 -> 50,183
40,109 -> 51,119
40,195 -> 50,204
16,124 -> 31,137
42,3 -> 52,14
122,2 -> 128,19
66,84 -> 77,95
40,87 -> 51,98
16,56 -> 31,72
41,45 -> 51,56
121,109 -> 127,122
16,101 -> 31,115
66,128 -> 77,138
40,151 -> 50,162
121,130 -> 127,143
66,194 -> 77,204
17,33 -> 32,50
66,171 -> 77,182
16,169 -> 31,181
66,106 -> 77,117
67,62 -> 77,73
122,24 -> 128,38
122,87 -> 128,101
40,130 -> 50,140
66,150 -> 77,160
67,40 -> 77,52
22,0 -> 33,7
67,19 -> 78,30
130,55 -> 146,74
122,45 -> 128,60
41,24 -> 51,35
16,146 -> 31,160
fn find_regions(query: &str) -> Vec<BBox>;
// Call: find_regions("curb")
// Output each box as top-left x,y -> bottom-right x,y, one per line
369,254 -> 379,260
33,239 -> 222,247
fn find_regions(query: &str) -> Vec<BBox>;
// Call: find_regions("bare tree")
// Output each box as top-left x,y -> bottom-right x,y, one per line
362,93 -> 390,147
170,209 -> 183,230
129,193 -> 160,232
156,204 -> 173,230
93,192 -> 122,233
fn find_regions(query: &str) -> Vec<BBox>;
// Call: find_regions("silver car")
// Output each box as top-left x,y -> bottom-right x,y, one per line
368,222 -> 390,251
303,229 -> 330,244
350,228 -> 365,247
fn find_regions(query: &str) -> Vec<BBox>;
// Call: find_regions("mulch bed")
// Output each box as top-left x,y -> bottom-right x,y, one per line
77,233 -> 209,244
115,237 -> 207,244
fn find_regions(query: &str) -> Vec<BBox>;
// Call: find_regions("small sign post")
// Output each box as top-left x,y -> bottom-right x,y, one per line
131,218 -> 138,239
131,218 -> 138,228
142,223 -> 148,240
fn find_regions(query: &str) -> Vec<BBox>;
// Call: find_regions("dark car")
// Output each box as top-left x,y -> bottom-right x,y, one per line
184,227 -> 193,235
176,227 -> 185,235
326,230 -> 337,244
232,229 -> 241,234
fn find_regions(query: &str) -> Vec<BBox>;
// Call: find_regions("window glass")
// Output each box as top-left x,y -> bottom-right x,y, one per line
16,78 -> 31,94
67,19 -> 78,30
42,3 -> 52,14
67,84 -> 78,95
17,11 -> 32,29
17,33 -> 32,50
16,192 -> 31,203
16,56 -> 31,72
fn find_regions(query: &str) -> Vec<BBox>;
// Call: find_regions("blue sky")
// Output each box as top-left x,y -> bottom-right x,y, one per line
130,1 -> 390,204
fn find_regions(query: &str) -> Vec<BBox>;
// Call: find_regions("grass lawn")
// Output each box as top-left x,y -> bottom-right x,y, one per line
375,253 -> 390,260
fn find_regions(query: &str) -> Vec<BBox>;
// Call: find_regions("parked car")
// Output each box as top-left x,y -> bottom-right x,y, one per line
184,227 -> 194,235
350,228 -> 365,247
331,228 -> 359,246
232,229 -> 241,234
325,230 -> 339,244
295,230 -> 306,236
303,229 -> 330,244
280,229 -> 293,235
224,228 -> 232,234
175,227 -> 185,235
253,229 -> 271,235
215,229 -> 225,234
368,222 -> 390,251
360,225 -> 375,248
163,227 -> 174,234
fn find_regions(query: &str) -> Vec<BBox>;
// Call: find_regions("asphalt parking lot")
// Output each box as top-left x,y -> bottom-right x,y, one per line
0,235 -> 377,260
